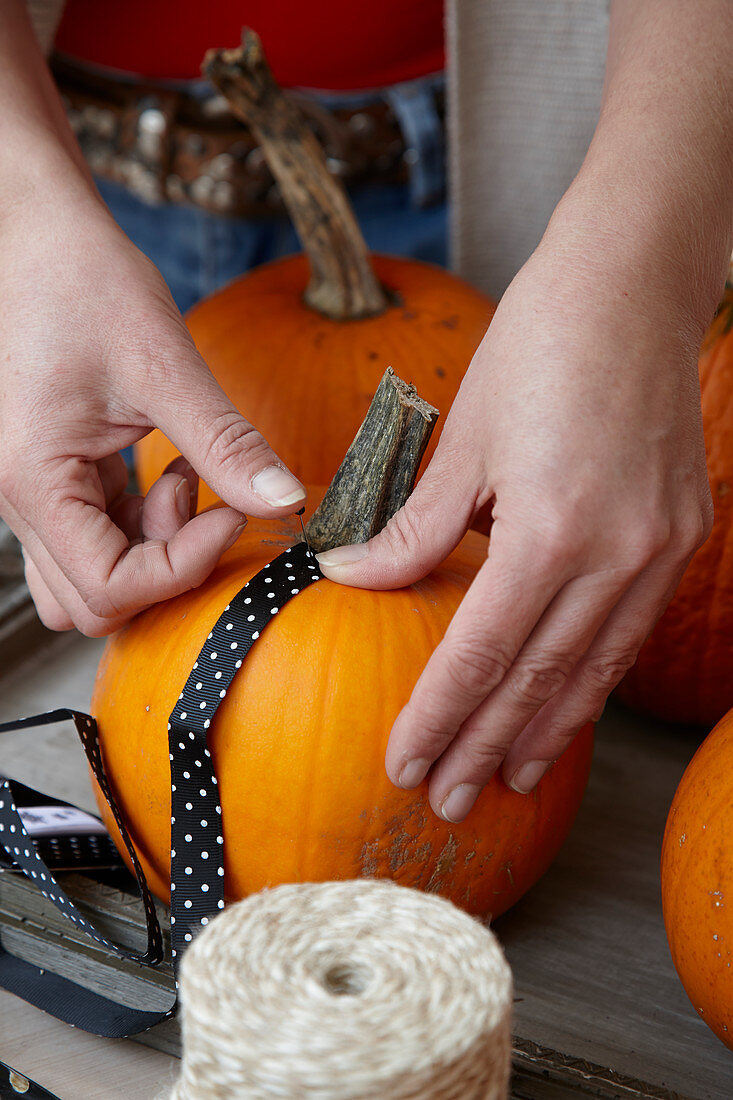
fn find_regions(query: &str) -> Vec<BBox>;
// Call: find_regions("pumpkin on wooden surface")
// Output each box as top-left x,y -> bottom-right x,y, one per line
661,708 -> 733,1050
91,511 -> 593,921
134,32 -> 494,511
618,272 -> 733,726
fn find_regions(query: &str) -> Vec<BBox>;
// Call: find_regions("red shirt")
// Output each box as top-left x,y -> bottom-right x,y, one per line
55,1 -> 445,90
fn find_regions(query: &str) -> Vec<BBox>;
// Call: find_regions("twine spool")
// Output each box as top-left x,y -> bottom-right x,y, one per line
168,880 -> 512,1100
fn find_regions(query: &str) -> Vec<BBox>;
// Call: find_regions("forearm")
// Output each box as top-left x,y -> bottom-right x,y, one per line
0,0 -> 94,217
548,0 -> 733,334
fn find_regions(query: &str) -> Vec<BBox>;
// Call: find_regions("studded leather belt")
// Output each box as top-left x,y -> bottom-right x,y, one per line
51,56 -> 443,219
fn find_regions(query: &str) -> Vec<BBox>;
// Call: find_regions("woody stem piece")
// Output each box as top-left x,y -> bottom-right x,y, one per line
305,368 -> 438,552
203,29 -> 388,321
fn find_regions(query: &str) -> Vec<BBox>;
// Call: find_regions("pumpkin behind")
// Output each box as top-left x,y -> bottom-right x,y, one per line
134,254 -> 493,508
661,708 -> 733,1049
618,279 -> 733,725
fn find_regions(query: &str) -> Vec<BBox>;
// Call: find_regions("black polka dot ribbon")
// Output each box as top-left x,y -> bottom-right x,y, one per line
168,541 -> 320,972
0,540 -> 321,1036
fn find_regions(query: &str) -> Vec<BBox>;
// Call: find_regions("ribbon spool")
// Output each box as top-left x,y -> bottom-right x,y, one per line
168,880 -> 513,1100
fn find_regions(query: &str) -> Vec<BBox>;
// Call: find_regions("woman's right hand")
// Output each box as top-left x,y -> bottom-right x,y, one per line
0,187 -> 306,636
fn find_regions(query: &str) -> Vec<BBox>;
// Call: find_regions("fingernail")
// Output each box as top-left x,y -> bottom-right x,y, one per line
252,465 -> 306,508
174,478 -> 190,521
224,519 -> 248,551
509,760 -> 549,794
440,783 -> 481,823
398,757 -> 431,789
316,543 -> 368,568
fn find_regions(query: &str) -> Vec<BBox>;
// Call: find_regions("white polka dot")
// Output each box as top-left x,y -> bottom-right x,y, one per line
216,836 -> 224,845
247,614 -> 255,622
235,660 -> 242,668
180,712 -> 187,720
230,642 -> 238,650
201,917 -> 209,926
185,866 -> 193,875
183,771 -> 190,779
185,900 -> 192,908
185,802 -> 193,810
291,588 -> 300,595
178,742 -> 185,750
195,682 -> 203,690
185,834 -> 192,842
218,867 -> 225,876
201,851 -> 209,859
219,690 -> 226,699
251,632 -> 259,641
185,933 -> 192,942
201,884 -> 209,892
270,607 -> 279,615
214,671 -> 222,680
199,789 -> 207,797
244,597 -> 251,604
199,701 -> 207,709
218,900 -> 225,909
204,719 -> 210,729
226,623 -> 233,631
210,652 -> 218,660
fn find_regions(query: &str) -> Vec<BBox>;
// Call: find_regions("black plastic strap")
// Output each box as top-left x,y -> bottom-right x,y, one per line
0,541 -> 320,1035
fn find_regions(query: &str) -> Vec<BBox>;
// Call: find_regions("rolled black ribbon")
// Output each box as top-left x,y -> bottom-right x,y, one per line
0,540 -> 321,1035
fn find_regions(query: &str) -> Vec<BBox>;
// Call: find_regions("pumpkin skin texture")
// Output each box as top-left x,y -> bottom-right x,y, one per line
618,284 -> 733,725
661,709 -> 733,1049
134,255 -> 495,510
90,514 -> 592,921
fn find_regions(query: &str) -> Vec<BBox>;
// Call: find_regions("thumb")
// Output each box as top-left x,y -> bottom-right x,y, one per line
316,452 -> 478,590
147,347 -> 306,515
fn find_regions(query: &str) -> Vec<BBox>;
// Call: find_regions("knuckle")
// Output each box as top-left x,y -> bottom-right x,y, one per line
203,413 -> 270,474
582,650 -> 636,692
505,656 -> 573,708
672,506 -> 710,556
381,505 -> 425,557
531,513 -> 575,568
460,738 -> 509,775
442,637 -> 514,697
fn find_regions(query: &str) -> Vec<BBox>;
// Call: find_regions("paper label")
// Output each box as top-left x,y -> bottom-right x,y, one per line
17,805 -> 107,838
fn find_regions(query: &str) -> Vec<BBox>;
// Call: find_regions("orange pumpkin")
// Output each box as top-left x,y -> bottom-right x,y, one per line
618,276 -> 733,725
134,32 -> 494,510
91,512 -> 593,920
661,708 -> 733,1049
135,256 -> 494,510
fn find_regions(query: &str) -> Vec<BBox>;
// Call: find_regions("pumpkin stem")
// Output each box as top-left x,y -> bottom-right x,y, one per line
203,30 -> 389,321
305,368 -> 438,552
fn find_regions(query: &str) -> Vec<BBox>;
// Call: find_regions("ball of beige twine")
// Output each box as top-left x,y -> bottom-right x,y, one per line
168,880 -> 512,1100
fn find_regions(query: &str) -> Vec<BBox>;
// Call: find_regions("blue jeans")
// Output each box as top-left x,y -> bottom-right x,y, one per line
96,76 -> 448,314
97,177 -> 448,315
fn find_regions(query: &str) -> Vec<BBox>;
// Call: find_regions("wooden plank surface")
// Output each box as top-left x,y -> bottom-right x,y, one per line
0,631 -> 731,1099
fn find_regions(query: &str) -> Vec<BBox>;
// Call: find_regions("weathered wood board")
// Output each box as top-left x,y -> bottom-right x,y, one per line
0,630 -> 731,1099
